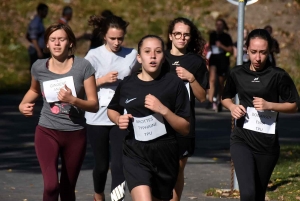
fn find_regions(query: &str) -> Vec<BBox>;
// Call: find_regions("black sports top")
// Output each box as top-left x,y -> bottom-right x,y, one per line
108,71 -> 190,142
222,63 -> 299,154
165,51 -> 209,138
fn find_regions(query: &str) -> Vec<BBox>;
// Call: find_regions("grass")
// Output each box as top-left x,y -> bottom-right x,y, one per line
0,0 -> 299,94
267,145 -> 300,201
205,145 -> 300,200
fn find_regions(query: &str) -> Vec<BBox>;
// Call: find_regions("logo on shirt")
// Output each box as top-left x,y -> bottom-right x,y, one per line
183,150 -> 189,156
172,61 -> 180,66
125,98 -> 137,104
251,77 -> 260,83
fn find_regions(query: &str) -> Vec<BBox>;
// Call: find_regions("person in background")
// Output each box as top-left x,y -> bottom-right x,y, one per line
264,25 -> 280,67
58,6 -> 73,24
233,28 -> 249,65
222,29 -> 298,201
26,3 -> 50,68
84,14 -> 139,201
206,18 -> 233,112
89,10 -> 114,49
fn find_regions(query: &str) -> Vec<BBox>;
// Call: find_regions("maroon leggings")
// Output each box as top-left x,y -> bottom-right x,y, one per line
35,125 -> 87,201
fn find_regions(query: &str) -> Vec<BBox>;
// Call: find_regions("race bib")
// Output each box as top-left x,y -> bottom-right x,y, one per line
132,113 -> 167,141
243,107 -> 278,134
99,86 -> 117,107
211,45 -> 224,54
184,81 -> 190,100
43,76 -> 77,103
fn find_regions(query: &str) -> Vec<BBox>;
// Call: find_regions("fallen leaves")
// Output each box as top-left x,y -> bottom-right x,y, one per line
205,188 -> 240,199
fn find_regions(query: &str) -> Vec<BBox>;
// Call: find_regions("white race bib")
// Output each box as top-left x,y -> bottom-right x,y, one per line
211,45 -> 224,54
132,113 -> 167,141
99,86 -> 117,107
184,81 -> 190,100
43,76 -> 77,103
243,107 -> 278,134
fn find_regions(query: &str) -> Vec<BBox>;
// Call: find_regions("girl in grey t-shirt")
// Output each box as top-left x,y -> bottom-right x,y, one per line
19,23 -> 98,201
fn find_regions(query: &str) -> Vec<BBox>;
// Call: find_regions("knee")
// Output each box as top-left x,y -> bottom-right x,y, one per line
44,182 -> 59,197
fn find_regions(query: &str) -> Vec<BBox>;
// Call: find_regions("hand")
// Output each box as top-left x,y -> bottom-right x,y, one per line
215,41 -> 222,48
176,67 -> 195,83
229,104 -> 246,119
105,71 -> 118,83
118,114 -> 133,129
144,94 -> 168,115
19,103 -> 35,117
58,84 -> 74,103
253,97 -> 271,111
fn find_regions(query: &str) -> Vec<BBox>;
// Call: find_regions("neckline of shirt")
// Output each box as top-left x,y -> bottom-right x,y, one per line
45,55 -> 75,76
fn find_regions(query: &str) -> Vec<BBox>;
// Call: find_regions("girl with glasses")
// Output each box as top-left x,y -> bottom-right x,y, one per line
165,17 -> 209,201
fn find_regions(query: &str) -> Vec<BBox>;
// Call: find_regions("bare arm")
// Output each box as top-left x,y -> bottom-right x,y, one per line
221,98 -> 246,119
253,97 -> 297,113
176,67 -> 206,102
58,75 -> 99,113
19,76 -> 41,116
145,94 -> 190,136
31,39 -> 43,58
108,109 -> 133,130
216,41 -> 233,54
95,71 -> 118,87
190,79 -> 206,103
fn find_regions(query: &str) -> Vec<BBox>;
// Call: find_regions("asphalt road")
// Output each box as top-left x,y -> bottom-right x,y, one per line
1,94 -> 299,201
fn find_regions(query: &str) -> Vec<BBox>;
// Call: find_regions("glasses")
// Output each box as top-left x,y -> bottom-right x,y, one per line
172,32 -> 191,39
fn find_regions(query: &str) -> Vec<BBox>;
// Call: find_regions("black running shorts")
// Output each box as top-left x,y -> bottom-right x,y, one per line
123,137 -> 179,200
177,137 -> 195,159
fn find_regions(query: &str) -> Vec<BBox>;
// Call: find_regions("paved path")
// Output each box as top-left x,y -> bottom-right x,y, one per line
0,94 -> 299,201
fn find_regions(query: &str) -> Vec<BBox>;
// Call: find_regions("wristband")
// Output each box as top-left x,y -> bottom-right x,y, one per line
189,78 -> 196,83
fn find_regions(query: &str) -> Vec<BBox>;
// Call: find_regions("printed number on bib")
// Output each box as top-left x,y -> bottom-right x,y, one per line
243,107 -> 278,134
184,81 -> 190,100
100,86 -> 117,107
132,113 -> 167,141
43,76 -> 77,103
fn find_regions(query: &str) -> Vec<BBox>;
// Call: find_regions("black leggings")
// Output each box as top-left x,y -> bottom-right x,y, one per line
87,125 -> 127,201
231,143 -> 279,201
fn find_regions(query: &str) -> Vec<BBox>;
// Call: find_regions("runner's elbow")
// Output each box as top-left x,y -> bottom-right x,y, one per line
90,100 -> 99,113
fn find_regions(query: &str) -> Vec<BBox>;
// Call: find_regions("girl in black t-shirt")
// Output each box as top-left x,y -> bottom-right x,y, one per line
222,29 -> 298,201
207,18 -> 233,112
107,35 -> 190,200
165,17 -> 209,201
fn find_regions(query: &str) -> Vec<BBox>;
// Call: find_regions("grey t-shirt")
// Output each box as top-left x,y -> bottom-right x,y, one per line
31,56 -> 95,131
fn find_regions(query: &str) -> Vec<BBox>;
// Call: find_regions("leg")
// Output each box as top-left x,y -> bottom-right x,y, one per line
171,157 -> 188,201
131,185 -> 153,201
254,153 -> 279,201
59,129 -> 87,201
87,125 -> 111,201
217,75 -> 226,112
230,143 -> 256,201
35,125 -> 60,201
110,126 -> 127,201
207,65 -> 217,103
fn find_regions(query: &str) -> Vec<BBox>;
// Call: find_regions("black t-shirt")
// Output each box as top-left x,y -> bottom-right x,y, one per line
222,63 -> 299,154
108,71 -> 190,142
164,51 -> 209,138
209,31 -> 233,63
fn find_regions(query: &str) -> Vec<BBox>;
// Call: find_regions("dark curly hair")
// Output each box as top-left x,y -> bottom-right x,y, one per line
166,17 -> 206,56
